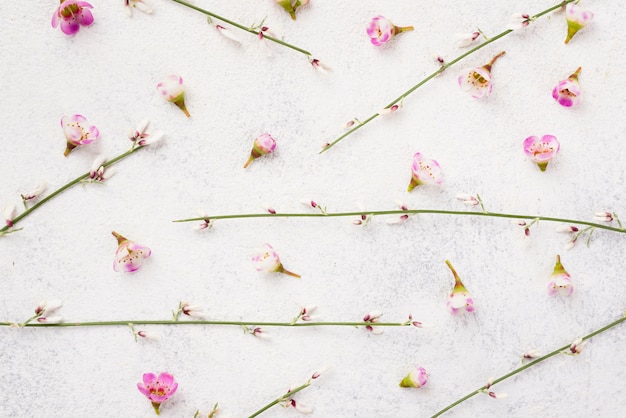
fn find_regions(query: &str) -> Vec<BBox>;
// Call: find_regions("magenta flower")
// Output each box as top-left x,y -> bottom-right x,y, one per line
458,51 -> 506,98
399,367 -> 428,389
366,16 -> 413,46
61,114 -> 99,157
137,372 -> 178,415
552,67 -> 582,107
112,231 -> 151,273
445,260 -> 475,315
565,3 -> 594,44
51,1 -> 94,36
252,243 -> 300,278
156,75 -> 190,117
547,255 -> 573,296
523,135 -> 560,172
407,152 -> 443,191
244,133 -> 277,168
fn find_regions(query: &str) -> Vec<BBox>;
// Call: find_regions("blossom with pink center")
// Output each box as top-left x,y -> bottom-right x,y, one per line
552,67 -> 582,107
243,133 -> 277,168
137,372 -> 178,415
112,231 -> 151,273
51,1 -> 94,36
445,260 -> 475,315
366,16 -> 413,46
252,243 -> 300,278
399,367 -> 428,389
275,0 -> 309,20
61,114 -> 99,156
407,153 -> 443,191
156,75 -> 190,117
523,135 -> 560,172
547,255 -> 573,296
458,51 -> 505,99
565,3 -> 594,44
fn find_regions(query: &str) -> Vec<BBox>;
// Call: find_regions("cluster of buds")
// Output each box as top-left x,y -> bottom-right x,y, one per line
507,13 -> 533,31
563,337 -> 586,355
481,377 -> 508,399
291,305 -> 317,324
242,325 -> 267,339
363,310 -> 384,334
128,119 -> 164,148
31,299 -> 64,325
87,156 -> 114,182
515,218 -> 539,237
194,210 -> 212,230
386,200 -> 412,225
353,204 -> 372,226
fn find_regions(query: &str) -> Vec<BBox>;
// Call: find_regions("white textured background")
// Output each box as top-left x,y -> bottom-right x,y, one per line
1,1 -> 625,417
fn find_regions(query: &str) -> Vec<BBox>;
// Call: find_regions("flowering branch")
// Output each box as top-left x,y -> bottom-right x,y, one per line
0,141 -> 155,237
173,209 -> 626,235
167,0 -> 312,56
431,313 -> 626,417
321,0 -> 577,153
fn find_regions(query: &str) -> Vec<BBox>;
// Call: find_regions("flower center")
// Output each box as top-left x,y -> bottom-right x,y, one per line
61,4 -> 81,18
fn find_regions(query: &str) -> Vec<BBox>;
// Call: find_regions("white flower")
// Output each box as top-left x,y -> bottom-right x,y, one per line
215,24 -> 241,44
35,299 -> 63,316
455,31 -> 480,47
593,211 -> 614,223
456,193 -> 479,206
182,303 -> 205,318
507,13 -> 531,31
3,203 -> 17,225
22,182 -> 47,201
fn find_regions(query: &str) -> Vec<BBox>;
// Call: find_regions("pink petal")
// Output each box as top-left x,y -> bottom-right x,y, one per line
137,383 -> 151,397
88,125 -> 99,139
78,9 -> 94,26
142,373 -> 156,386
71,114 -> 87,123
75,1 -> 94,8
64,126 -> 83,143
157,373 -> 174,386
52,11 -> 60,28
60,19 -> 80,35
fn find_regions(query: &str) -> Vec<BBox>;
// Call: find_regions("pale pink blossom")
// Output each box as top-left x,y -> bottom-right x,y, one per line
181,302 -> 205,318
61,114 -> 100,156
157,75 -> 190,117
244,133 -> 277,168
458,51 -> 505,99
445,260 -> 475,315
507,13 -> 532,31
35,300 -> 63,316
523,135 -> 560,172
51,1 -> 94,36
137,372 -> 178,415
252,243 -> 300,278
399,367 -> 428,388
552,67 -> 582,107
366,16 -> 413,46
456,31 -> 480,48
22,182 -> 47,201
407,153 -> 443,191
547,255 -> 573,296
112,231 -> 151,273
593,211 -> 614,223
565,3 -> 594,44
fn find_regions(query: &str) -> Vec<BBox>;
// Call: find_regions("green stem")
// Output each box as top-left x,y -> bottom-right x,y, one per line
320,0 -> 576,153
173,210 -> 626,234
248,381 -> 311,418
431,314 -> 626,417
167,0 -> 312,56
0,145 -> 146,236
2,320 -> 412,328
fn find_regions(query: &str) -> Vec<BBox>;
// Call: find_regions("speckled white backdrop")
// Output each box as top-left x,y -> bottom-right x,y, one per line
1,1 -> 625,417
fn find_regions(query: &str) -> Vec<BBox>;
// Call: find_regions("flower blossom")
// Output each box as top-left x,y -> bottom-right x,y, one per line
51,1 -> 94,36
61,114 -> 100,156
89,156 -> 115,182
456,31 -> 480,48
523,349 -> 541,360
275,0 -> 309,20
156,75 -> 190,117
407,152 -> 443,191
137,372 -> 178,415
386,200 -> 411,224
112,231 -> 151,273
458,51 -> 505,99
445,260 -> 475,315
366,16 -> 413,46
566,337 -> 586,355
547,255 -> 573,297
456,193 -> 480,206
564,3 -> 594,44
308,56 -> 331,75
181,302 -> 205,318
34,299 -> 64,324
399,367 -> 428,389
244,133 -> 276,168
593,211 -> 614,223
21,182 -> 47,202
507,13 -> 532,31
252,243 -> 300,278
552,67 -> 582,107
363,310 -> 383,334
3,204 -> 17,227
523,135 -> 560,172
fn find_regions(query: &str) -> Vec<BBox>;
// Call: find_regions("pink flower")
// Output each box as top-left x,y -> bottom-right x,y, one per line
112,231 -> 151,273
137,372 -> 178,415
61,114 -> 99,157
565,3 -> 594,44
547,255 -> 573,296
445,260 -> 475,315
51,1 -> 94,35
366,16 -> 413,46
252,243 -> 300,278
552,67 -> 582,107
523,135 -> 560,172
399,367 -> 428,388
156,75 -> 190,117
407,153 -> 443,191
458,51 -> 506,99
244,133 -> 277,168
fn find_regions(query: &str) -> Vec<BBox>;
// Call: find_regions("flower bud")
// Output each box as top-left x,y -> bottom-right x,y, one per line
156,75 -> 190,117
244,133 -> 276,168
547,255 -> 573,296
399,367 -> 428,388
564,3 -> 594,44
445,260 -> 475,315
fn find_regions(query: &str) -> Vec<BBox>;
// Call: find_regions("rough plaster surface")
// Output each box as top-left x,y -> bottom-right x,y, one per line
0,1 -> 625,417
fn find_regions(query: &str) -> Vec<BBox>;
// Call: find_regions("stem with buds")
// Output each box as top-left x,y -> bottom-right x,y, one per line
248,380 -> 311,418
320,0 -> 577,153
